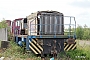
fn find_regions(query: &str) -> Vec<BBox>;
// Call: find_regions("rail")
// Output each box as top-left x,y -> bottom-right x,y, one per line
29,16 -> 76,38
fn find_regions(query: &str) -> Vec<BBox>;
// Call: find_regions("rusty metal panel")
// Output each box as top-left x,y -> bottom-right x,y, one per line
1,41 -> 9,48
43,39 -> 64,54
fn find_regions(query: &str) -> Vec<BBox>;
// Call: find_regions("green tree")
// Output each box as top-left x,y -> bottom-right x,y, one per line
76,25 -> 84,40
83,24 -> 90,40
0,18 -> 8,28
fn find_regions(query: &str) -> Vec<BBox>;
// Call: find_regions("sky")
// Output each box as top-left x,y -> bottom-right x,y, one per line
0,0 -> 90,27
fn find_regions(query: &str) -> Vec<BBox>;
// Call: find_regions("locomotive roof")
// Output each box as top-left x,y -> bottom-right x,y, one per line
27,11 -> 63,20
37,11 -> 60,13
13,18 -> 23,21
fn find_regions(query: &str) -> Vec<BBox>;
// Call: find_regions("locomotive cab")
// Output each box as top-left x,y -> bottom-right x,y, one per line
20,18 -> 28,35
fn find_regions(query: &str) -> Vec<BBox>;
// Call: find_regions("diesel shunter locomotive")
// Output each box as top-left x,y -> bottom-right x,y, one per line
15,11 -> 76,57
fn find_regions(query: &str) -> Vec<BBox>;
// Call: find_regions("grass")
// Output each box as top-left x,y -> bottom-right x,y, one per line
57,40 -> 90,60
0,41 -> 41,60
0,40 -> 90,60
65,40 -> 90,60
77,44 -> 90,59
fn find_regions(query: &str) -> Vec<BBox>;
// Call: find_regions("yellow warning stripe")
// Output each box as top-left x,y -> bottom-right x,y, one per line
64,44 -> 69,51
32,39 -> 43,51
64,42 -> 76,51
30,41 -> 41,54
29,45 -> 38,54
64,43 -> 67,46
75,40 -> 77,42
35,38 -> 38,40
64,43 -> 66,44
72,44 -> 76,50
66,44 -> 74,51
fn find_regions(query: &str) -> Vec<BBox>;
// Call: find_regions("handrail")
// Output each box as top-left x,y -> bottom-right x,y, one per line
29,16 -> 76,38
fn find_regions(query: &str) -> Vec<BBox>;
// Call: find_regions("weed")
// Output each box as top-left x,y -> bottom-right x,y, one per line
65,43 -> 90,60
0,40 -> 40,60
